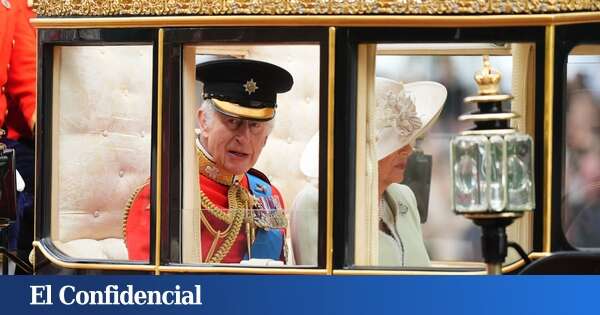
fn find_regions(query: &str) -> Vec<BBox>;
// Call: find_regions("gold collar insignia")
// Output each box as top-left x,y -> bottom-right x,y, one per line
196,139 -> 244,186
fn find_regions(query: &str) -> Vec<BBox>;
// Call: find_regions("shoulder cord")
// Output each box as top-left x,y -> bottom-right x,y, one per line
201,184 -> 252,263
200,184 -> 241,224
122,178 -> 151,244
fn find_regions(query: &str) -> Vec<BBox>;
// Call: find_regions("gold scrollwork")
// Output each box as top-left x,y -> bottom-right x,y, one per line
33,0 -> 600,16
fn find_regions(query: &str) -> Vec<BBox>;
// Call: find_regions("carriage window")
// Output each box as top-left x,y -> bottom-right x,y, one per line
563,47 -> 600,249
353,43 -> 534,269
178,44 -> 320,266
51,45 -> 153,262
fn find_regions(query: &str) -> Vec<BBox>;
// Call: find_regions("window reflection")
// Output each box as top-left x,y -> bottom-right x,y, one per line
378,54 -> 513,266
563,52 -> 600,248
355,44 -> 528,269
180,45 -> 320,266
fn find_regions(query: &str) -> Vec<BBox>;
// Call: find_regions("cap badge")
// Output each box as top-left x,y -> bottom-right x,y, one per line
243,79 -> 259,95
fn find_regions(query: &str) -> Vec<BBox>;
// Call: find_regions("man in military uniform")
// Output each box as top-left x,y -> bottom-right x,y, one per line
0,0 -> 37,272
124,59 -> 292,264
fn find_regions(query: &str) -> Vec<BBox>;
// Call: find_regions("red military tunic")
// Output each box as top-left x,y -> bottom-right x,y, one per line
1,0 -> 36,141
124,172 -> 285,263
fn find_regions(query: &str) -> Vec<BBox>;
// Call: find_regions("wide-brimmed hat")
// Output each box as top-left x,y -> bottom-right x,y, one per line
375,77 -> 447,160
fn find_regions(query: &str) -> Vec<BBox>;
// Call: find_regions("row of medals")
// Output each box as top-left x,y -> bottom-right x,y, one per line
251,195 -> 288,230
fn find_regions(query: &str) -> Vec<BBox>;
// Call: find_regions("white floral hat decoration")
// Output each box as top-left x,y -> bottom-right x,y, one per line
375,77 -> 447,160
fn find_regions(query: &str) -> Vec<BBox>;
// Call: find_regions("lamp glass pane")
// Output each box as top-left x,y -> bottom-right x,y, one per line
451,135 -> 489,212
505,134 -> 535,210
489,135 -> 507,211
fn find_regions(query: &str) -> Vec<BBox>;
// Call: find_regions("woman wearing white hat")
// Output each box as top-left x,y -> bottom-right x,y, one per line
289,77 -> 446,267
376,77 -> 446,267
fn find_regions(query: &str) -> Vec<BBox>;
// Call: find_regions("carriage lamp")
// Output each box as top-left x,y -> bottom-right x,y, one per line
450,56 -> 535,275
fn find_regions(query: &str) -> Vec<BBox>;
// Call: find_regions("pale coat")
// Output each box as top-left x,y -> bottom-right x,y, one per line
379,183 -> 430,267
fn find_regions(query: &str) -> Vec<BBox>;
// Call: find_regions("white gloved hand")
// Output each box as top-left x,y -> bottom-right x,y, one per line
16,170 -> 25,192
239,258 -> 284,267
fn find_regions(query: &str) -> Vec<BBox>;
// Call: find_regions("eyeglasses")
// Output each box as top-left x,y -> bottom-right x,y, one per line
217,113 -> 269,135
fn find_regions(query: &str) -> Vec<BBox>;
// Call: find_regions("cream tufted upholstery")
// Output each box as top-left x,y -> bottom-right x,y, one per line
249,46 -> 321,265
249,45 -> 320,211
51,44 -> 320,263
51,46 -> 153,260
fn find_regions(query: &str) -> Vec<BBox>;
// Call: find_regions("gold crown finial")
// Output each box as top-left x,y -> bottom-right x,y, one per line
474,55 -> 501,95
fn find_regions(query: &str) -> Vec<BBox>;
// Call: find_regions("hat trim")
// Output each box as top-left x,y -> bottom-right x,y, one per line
212,98 -> 275,121
376,80 -> 447,160
377,95 -> 444,160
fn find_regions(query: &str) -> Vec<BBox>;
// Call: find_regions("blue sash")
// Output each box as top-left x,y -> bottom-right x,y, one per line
243,173 -> 284,261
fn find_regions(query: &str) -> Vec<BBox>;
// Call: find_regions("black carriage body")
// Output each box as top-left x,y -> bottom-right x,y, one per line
23,2 -> 600,275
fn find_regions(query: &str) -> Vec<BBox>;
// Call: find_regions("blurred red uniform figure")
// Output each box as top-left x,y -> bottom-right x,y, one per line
1,0 -> 37,265
1,0 -> 36,138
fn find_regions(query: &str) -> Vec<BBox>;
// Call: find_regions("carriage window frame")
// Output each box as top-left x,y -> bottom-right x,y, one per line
35,28 -> 159,270
333,27 -> 546,274
554,23 -> 600,252
160,27 -> 331,272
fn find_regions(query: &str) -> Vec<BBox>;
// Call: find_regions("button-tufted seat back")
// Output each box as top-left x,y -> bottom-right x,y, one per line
250,45 -> 320,211
51,46 -> 153,260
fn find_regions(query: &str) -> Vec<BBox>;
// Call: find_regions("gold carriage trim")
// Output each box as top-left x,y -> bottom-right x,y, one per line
32,0 -> 600,17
